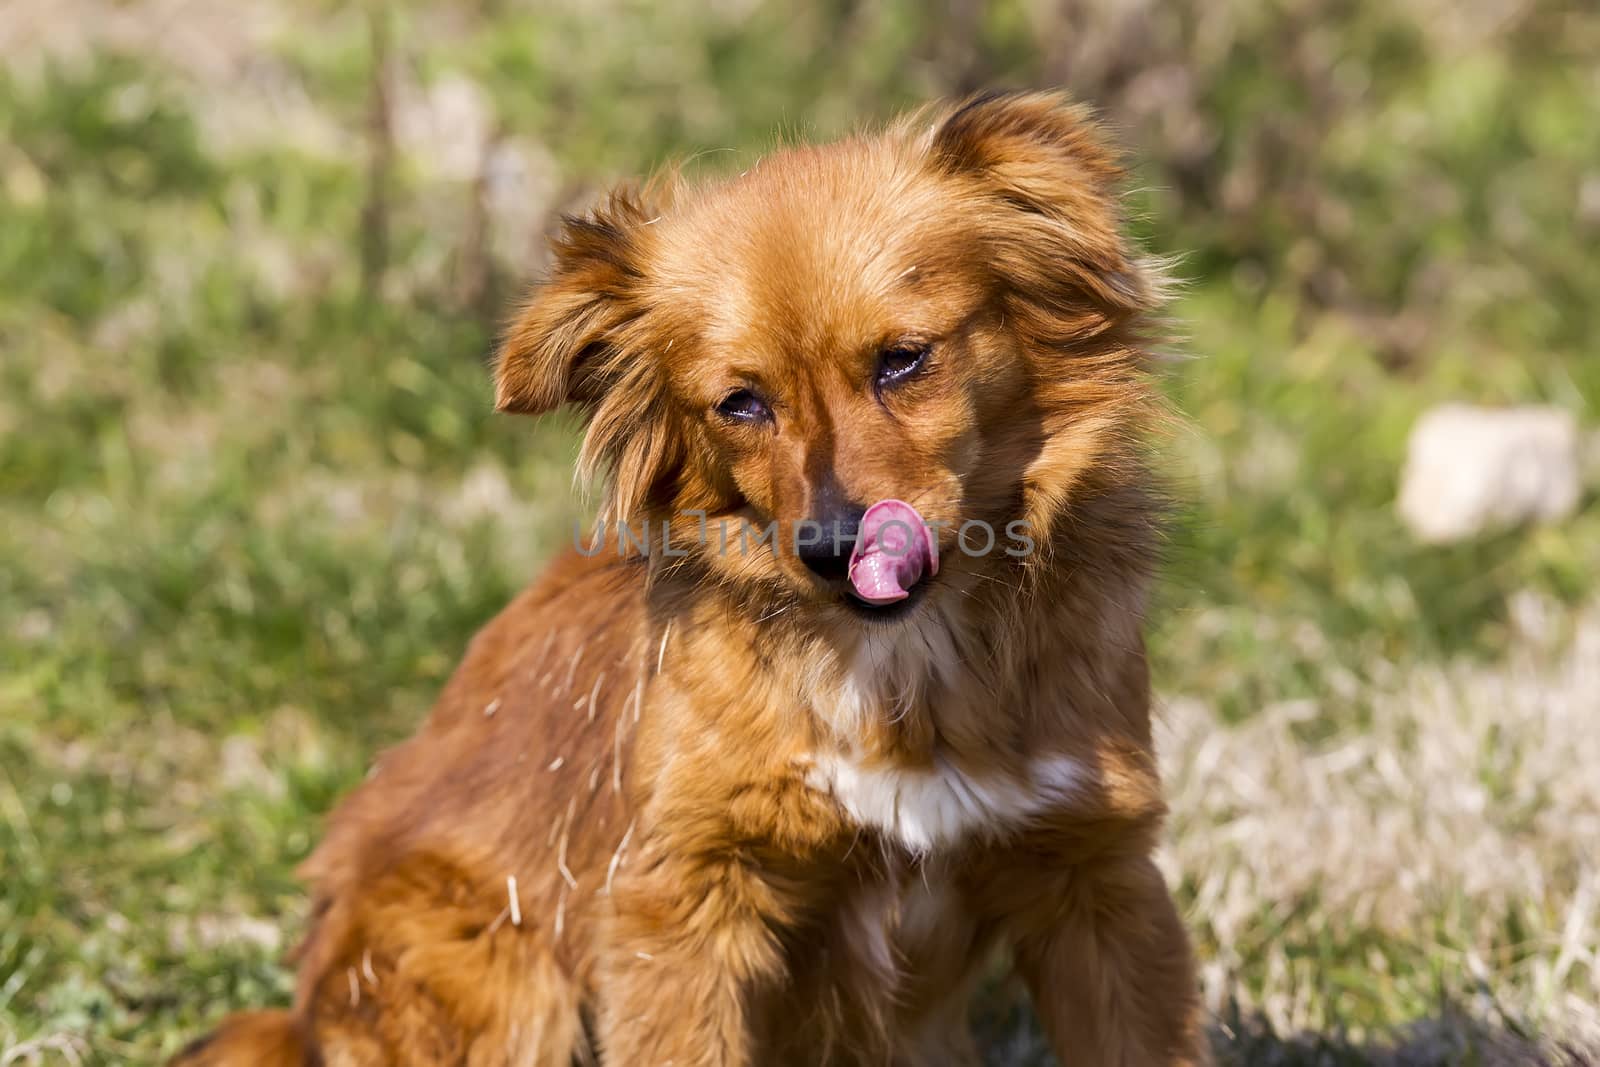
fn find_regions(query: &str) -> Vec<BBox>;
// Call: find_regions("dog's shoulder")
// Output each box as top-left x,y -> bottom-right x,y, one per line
449,547 -> 651,707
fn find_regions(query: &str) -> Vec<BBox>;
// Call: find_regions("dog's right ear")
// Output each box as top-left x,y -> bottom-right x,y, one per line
493,192 -> 652,416
928,90 -> 1156,321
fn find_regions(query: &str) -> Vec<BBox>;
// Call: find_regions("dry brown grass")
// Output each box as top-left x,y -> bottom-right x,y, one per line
1160,599 -> 1600,1060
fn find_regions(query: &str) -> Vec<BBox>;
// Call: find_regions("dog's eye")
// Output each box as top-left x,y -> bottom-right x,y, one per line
875,342 -> 929,389
714,388 -> 772,424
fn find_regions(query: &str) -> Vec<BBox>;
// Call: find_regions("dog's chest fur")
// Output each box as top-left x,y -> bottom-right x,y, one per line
803,613 -> 1086,856
797,860 -> 989,1051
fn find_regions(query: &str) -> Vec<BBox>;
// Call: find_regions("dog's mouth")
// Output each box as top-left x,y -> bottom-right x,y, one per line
841,575 -> 932,623
836,499 -> 938,624
845,499 -> 938,600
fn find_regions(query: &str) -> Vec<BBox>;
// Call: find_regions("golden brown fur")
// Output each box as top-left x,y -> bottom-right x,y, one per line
173,91 -> 1204,1066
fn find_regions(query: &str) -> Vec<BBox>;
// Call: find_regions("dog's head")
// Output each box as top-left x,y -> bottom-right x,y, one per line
496,92 -> 1166,628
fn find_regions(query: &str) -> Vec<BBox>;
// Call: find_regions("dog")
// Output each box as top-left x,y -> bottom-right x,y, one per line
172,91 -> 1204,1066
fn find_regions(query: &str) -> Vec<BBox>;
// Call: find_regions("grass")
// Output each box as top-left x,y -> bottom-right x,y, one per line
1,2 -> 1597,1064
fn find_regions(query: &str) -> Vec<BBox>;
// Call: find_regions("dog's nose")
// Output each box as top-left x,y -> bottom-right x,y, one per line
795,503 -> 866,581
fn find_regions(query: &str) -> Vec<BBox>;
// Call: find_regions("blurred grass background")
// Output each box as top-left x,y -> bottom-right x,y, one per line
1,1 -> 1597,1063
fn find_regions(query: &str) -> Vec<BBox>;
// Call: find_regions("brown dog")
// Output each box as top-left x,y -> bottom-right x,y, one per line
173,91 -> 1204,1066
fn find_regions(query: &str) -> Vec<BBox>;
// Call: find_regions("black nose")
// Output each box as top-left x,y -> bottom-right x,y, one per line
795,503 -> 866,581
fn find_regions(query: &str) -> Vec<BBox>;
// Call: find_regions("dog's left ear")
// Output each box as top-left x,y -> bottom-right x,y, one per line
928,91 -> 1158,322
493,191 -> 652,416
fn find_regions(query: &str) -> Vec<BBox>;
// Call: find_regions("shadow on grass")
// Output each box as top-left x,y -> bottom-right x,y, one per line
1205,1009 -> 1594,1067
974,996 -> 1595,1067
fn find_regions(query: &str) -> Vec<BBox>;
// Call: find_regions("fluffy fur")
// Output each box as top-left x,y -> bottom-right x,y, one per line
173,91 -> 1205,1066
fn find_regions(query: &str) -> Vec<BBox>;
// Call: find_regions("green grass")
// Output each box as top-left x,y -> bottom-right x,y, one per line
1,3 -> 1597,1063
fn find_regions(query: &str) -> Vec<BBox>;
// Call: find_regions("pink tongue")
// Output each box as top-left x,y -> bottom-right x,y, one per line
847,499 -> 939,605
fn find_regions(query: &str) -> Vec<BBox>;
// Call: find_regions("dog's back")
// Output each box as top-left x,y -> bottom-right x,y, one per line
169,1011 -> 305,1067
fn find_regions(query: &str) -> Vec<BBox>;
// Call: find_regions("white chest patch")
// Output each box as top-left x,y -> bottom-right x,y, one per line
808,751 -> 1084,855
802,606 -> 1086,853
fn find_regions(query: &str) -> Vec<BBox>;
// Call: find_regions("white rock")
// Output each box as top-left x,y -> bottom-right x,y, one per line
1397,404 -> 1581,543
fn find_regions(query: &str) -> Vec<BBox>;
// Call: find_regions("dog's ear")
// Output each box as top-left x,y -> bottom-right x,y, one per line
493,191 -> 652,416
928,91 -> 1160,327
495,191 -> 684,523
931,93 -> 1168,554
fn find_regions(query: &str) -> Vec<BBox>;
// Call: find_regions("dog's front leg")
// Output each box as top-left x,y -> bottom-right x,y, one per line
597,855 -> 792,1066
1003,853 -> 1207,1067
